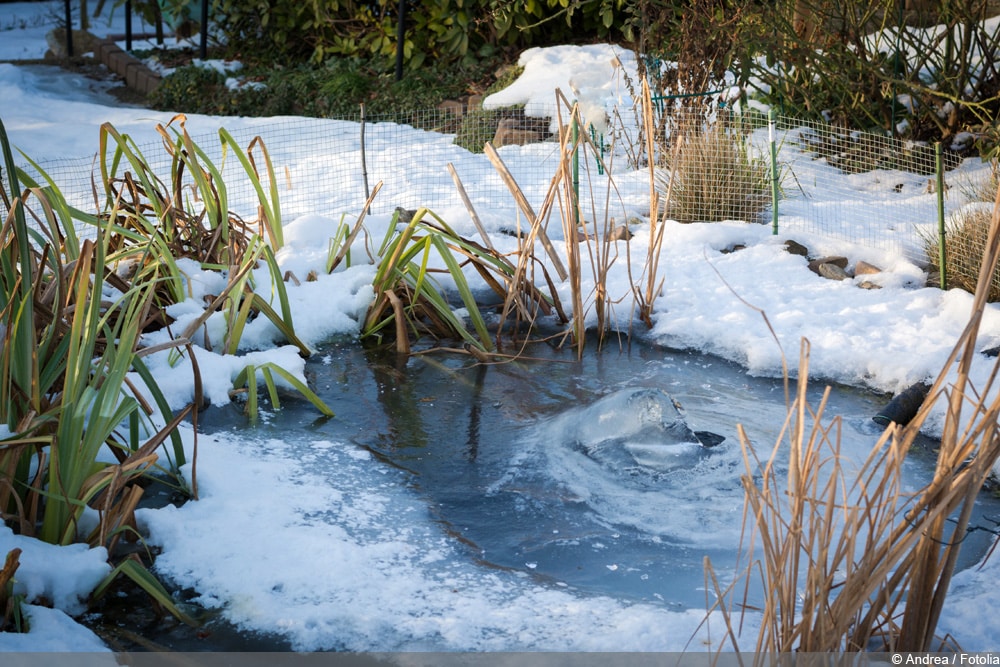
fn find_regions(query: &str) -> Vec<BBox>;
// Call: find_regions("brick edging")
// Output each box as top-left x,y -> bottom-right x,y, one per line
92,36 -> 162,95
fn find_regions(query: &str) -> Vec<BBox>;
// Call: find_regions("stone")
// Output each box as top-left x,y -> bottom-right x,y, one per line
818,262 -> 850,281
96,38 -> 157,90
854,260 -> 882,276
437,100 -> 464,118
44,28 -> 99,59
808,255 -> 848,275
784,239 -> 809,257
857,280 -> 882,290
394,207 -> 417,223
493,118 -> 543,148
609,225 -> 632,241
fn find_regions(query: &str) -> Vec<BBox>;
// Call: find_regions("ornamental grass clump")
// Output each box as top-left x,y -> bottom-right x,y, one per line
654,111 -> 771,224
96,116 -> 329,419
921,163 -> 1000,300
0,112 -> 334,626
921,203 -> 1000,301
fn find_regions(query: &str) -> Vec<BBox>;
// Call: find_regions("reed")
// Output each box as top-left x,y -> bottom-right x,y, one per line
552,91 -> 630,353
362,206 -> 553,355
636,77 -> 669,328
481,89 -> 642,357
0,117 -> 199,626
708,181 -> 1000,655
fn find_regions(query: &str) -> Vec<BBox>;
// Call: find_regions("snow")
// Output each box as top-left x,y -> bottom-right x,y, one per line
1,0 -> 999,654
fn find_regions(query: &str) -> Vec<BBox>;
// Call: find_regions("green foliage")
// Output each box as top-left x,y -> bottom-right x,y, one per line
92,556 -> 198,626
0,113 -> 332,623
98,117 -> 309,354
148,0 -> 1000,157
151,55 -> 508,120
208,0 -> 646,71
148,65 -> 227,113
211,0 -> 500,68
489,0 -> 633,45
362,208 -> 527,353
232,362 -> 334,425
0,115 -> 199,625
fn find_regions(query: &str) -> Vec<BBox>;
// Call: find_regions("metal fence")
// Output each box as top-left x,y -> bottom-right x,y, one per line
7,103 -> 993,284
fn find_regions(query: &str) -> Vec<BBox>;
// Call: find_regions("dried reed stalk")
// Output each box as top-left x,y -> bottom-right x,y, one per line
638,77 -> 670,327
709,180 -> 1000,657
483,141 -> 567,281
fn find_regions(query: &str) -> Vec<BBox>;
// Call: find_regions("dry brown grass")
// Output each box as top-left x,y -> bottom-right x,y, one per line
654,111 -> 771,225
923,203 -> 1000,301
706,181 -> 1000,656
923,163 -> 1000,299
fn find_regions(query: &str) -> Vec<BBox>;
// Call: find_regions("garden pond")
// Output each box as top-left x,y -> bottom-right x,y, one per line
99,334 -> 1000,651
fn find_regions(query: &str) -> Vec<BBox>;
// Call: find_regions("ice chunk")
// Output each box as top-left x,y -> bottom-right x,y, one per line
545,387 -> 722,473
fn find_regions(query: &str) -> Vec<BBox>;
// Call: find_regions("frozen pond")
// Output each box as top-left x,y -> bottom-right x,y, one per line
160,334 -> 1000,651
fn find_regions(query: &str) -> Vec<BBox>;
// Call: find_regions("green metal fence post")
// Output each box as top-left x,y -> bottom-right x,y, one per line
770,108 -> 779,235
936,142 -> 947,290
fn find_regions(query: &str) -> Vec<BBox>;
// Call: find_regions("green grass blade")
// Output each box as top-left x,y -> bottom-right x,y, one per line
250,294 -> 312,356
256,363 -> 333,418
128,354 -> 186,469
430,235 -> 493,351
219,129 -> 283,248
261,366 -> 281,411
99,123 -> 168,221
14,161 -> 80,260
226,286 -> 257,356
233,364 -> 259,423
259,244 -> 295,331
93,558 -> 200,627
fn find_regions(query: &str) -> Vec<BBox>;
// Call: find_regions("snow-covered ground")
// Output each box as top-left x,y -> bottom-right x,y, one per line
1,0 -> 999,654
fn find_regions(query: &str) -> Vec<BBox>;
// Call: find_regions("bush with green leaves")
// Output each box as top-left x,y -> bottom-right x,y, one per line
148,64 -> 232,115
151,54 -> 510,120
210,0 -> 499,67
208,0 -> 652,70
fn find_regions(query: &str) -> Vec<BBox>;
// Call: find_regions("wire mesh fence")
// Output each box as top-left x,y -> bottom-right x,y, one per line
5,101 -> 996,292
